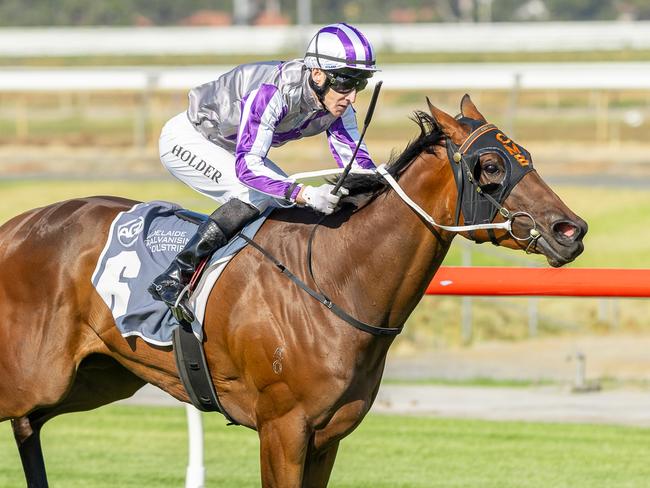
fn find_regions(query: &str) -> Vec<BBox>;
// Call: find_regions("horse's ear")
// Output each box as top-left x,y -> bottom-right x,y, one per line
460,94 -> 487,123
426,97 -> 465,144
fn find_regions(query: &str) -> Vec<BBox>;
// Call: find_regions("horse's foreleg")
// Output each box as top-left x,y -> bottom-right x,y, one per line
11,416 -> 48,488
258,411 -> 311,488
301,440 -> 340,488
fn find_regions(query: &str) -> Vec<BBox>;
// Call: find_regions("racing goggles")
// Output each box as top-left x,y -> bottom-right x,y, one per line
325,71 -> 370,94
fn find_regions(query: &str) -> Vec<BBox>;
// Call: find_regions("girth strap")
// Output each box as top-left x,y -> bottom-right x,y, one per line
172,323 -> 239,424
240,235 -> 402,337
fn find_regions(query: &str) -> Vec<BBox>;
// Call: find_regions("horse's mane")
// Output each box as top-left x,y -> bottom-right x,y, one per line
333,111 -> 446,202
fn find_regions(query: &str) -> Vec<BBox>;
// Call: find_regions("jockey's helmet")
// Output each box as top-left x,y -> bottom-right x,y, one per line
304,23 -> 378,74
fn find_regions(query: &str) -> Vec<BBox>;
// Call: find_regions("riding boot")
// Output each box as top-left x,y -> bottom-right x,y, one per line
148,198 -> 260,322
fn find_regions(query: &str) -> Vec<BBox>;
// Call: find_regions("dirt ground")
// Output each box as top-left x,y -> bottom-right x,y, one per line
124,333 -> 650,426
385,333 -> 650,384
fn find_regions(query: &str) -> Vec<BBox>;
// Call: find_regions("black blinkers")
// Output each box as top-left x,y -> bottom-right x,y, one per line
446,117 -> 535,227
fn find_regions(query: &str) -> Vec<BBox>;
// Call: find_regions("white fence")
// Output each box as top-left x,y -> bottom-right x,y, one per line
2,62 -> 650,91
1,22 -> 650,57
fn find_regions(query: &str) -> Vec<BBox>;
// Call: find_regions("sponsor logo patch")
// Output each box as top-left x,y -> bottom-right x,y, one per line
117,217 -> 145,248
145,229 -> 190,253
496,133 -> 530,166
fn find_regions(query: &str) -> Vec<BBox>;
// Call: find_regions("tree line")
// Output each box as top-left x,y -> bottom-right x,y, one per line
1,0 -> 649,27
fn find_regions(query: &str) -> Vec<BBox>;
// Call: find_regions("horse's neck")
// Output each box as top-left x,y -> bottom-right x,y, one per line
320,155 -> 456,329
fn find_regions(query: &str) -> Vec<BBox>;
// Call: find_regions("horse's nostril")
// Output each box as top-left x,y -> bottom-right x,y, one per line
553,221 -> 580,241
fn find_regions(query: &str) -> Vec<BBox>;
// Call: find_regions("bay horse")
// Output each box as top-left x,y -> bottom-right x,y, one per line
0,96 -> 586,487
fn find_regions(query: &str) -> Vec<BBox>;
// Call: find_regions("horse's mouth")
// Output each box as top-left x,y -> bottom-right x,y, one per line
535,219 -> 587,268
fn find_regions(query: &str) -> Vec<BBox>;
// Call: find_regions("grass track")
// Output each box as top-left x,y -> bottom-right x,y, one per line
1,405 -> 650,487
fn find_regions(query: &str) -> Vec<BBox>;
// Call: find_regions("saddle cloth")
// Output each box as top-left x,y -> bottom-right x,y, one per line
91,201 -> 267,346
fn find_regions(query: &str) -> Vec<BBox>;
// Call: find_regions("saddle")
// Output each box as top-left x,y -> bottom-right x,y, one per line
92,201 -> 269,420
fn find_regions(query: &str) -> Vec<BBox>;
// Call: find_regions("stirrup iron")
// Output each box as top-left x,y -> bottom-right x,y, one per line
171,285 -> 195,323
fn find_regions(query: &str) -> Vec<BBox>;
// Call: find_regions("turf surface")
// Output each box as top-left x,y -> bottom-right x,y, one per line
1,405 -> 649,487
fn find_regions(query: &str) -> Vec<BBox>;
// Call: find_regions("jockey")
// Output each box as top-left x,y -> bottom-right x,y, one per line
148,23 -> 379,320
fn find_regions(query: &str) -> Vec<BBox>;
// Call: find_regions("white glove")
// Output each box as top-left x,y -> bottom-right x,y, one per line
301,184 -> 348,214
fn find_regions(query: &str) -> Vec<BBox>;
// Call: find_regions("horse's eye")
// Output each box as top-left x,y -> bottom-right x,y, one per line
484,164 -> 499,175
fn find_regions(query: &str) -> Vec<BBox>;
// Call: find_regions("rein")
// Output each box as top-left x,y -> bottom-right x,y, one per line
240,119 -> 543,338
377,164 -> 540,251
445,122 -> 541,250
377,122 -> 542,251
240,234 -> 402,337
377,165 -> 511,234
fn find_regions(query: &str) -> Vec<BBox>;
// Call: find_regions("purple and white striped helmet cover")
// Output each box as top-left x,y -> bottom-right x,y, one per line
304,23 -> 377,71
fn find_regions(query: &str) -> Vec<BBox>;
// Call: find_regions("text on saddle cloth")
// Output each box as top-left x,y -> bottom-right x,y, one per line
91,201 -> 268,346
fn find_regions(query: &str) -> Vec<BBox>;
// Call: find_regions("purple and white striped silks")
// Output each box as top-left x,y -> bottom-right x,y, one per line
235,84 -> 301,200
327,106 -> 374,170
235,83 -> 374,200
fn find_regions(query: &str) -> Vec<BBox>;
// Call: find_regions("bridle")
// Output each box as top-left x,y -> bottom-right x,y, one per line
377,119 -> 542,253
244,118 -> 544,338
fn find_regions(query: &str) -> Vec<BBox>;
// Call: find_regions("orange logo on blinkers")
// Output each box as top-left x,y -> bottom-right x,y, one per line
495,133 -> 530,167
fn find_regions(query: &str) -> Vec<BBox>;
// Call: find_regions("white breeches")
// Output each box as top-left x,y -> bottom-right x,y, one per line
158,112 -> 290,212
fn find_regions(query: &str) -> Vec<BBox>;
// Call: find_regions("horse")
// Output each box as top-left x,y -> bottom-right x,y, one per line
0,95 -> 587,487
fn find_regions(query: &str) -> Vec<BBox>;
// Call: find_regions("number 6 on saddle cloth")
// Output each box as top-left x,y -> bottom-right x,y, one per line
92,201 -> 269,347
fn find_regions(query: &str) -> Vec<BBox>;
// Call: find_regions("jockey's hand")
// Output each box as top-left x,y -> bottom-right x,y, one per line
299,184 -> 349,214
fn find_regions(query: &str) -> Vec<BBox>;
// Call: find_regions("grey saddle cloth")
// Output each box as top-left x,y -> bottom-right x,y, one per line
92,200 -> 267,346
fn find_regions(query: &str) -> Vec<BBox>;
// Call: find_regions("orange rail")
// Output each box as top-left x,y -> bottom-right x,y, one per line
426,267 -> 650,297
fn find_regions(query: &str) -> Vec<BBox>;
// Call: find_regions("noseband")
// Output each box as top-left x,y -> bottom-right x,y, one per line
378,119 -> 541,251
